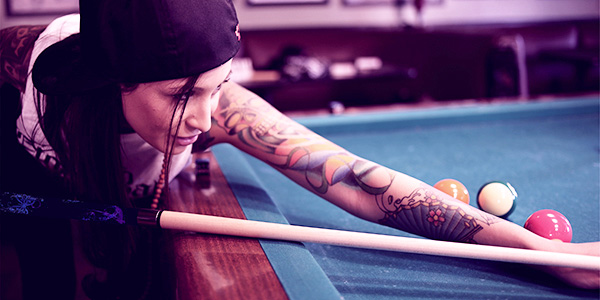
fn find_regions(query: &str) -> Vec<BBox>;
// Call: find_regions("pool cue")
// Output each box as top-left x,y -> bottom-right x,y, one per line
2,192 -> 599,271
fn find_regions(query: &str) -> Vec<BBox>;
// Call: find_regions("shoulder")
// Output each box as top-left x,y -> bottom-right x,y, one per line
214,82 -> 286,132
209,81 -> 308,148
203,82 -> 283,147
13,15 -> 82,171
217,82 -> 280,118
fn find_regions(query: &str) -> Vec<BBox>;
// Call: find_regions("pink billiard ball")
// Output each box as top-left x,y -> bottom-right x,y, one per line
434,179 -> 470,204
524,209 -> 573,243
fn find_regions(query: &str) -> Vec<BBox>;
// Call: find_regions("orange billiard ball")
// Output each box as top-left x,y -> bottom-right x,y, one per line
433,179 -> 470,204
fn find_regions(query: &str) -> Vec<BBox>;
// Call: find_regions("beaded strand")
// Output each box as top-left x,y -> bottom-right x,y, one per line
151,154 -> 169,209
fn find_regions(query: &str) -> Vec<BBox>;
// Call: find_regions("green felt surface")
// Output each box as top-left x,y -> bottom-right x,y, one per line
214,96 -> 600,299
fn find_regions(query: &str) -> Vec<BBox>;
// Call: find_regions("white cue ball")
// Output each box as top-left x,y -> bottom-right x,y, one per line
477,181 -> 518,218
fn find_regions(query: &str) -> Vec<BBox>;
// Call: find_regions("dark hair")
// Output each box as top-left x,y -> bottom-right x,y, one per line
38,84 -> 125,205
38,76 -> 199,204
34,75 -> 199,298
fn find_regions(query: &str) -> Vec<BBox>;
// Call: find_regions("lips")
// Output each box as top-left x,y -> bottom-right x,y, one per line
176,135 -> 199,147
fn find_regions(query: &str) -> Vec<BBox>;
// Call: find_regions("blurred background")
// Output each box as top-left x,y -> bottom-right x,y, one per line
1,0 -> 599,112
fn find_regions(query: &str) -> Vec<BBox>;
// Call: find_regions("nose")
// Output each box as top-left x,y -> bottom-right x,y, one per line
183,97 -> 214,133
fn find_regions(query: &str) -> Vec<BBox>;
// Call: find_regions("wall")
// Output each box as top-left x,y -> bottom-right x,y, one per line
235,0 -> 600,29
1,0 -> 598,29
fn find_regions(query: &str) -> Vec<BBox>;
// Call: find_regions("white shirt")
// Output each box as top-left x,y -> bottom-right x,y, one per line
17,14 -> 193,200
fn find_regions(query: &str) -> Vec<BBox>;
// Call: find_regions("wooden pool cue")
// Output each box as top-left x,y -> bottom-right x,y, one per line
2,192 -> 599,271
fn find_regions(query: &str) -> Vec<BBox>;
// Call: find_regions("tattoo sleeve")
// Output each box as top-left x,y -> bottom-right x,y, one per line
214,83 -> 502,244
0,25 -> 46,91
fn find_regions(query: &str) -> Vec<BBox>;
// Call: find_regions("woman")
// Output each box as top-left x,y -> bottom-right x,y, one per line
1,0 -> 598,298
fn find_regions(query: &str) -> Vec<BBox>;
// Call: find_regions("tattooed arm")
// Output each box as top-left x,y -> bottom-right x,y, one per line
0,25 -> 46,92
206,82 -> 599,289
207,83 -> 526,244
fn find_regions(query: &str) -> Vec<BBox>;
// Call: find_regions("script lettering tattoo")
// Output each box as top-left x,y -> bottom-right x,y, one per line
377,187 -> 501,243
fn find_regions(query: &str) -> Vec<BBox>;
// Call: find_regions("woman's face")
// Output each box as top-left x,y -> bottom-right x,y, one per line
121,60 -> 232,154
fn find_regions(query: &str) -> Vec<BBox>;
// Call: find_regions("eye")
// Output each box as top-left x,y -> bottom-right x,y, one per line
172,90 -> 194,102
211,80 -> 229,97
211,84 -> 224,97
211,75 -> 231,97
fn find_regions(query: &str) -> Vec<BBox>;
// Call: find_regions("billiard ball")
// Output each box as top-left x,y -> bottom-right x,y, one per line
433,179 -> 470,204
328,101 -> 345,115
524,209 -> 573,242
477,181 -> 517,218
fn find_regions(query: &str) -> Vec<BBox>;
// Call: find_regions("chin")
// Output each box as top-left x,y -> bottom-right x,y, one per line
146,133 -> 194,154
148,141 -> 187,155
171,146 -> 188,155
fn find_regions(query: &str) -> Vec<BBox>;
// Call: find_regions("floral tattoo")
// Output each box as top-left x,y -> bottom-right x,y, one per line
377,187 -> 500,243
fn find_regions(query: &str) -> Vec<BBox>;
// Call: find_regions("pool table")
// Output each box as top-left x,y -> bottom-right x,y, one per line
163,95 -> 600,299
